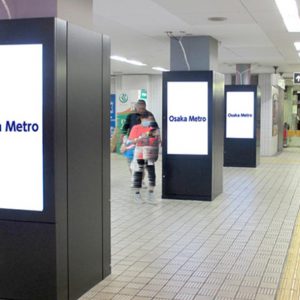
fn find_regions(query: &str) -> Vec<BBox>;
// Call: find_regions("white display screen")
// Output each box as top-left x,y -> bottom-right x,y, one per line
0,44 -> 43,211
226,91 -> 254,139
167,81 -> 208,155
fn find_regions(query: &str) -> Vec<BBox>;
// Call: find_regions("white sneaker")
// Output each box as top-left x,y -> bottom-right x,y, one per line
146,191 -> 156,204
134,192 -> 143,203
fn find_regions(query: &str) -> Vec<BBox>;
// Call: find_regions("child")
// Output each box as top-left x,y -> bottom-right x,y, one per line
128,112 -> 160,202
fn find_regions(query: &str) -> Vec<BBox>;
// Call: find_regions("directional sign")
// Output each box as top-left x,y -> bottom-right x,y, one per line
294,72 -> 300,84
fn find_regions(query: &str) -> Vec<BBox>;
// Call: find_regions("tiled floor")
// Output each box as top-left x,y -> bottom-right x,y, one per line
80,148 -> 300,300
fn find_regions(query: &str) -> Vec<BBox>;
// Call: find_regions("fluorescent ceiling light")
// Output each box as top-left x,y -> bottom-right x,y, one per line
152,67 -> 169,72
110,55 -> 127,62
127,59 -> 147,66
275,0 -> 300,32
295,42 -> 300,50
110,55 -> 147,66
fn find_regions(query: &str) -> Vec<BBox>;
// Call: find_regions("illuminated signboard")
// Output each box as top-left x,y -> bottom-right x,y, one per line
167,81 -> 208,155
226,91 -> 254,139
0,44 -> 43,211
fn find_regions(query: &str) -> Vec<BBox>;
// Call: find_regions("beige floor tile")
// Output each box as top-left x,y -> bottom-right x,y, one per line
86,150 -> 300,300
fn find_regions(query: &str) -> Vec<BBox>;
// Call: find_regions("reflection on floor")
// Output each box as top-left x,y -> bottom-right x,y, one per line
80,148 -> 300,300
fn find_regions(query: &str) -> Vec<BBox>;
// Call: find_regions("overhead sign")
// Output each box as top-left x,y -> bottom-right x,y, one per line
226,91 -> 254,139
167,81 -> 208,155
294,72 -> 300,84
0,44 -> 44,211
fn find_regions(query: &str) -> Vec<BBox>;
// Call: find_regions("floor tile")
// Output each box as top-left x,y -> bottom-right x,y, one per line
79,150 -> 300,300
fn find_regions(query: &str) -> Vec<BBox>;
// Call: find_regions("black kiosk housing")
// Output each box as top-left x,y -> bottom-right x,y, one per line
0,18 -> 111,300
224,85 -> 261,168
162,71 -> 224,201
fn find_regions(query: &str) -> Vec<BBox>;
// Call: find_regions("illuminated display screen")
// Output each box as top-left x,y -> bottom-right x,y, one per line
167,81 -> 208,155
226,91 -> 254,139
0,44 -> 43,211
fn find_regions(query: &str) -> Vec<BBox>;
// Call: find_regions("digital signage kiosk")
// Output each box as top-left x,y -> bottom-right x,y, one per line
162,71 -> 224,201
224,85 -> 260,167
0,18 -> 111,300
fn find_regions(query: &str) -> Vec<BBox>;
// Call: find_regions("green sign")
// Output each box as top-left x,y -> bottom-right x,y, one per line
140,89 -> 147,100
119,93 -> 128,103
116,112 -> 130,154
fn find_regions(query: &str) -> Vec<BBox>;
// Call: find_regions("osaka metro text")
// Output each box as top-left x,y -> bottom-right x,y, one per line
227,113 -> 253,118
0,121 -> 39,132
169,115 -> 207,122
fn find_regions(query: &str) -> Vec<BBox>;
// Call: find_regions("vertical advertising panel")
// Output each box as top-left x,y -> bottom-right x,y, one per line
167,82 -> 208,155
110,94 -> 116,137
226,91 -> 254,139
0,44 -> 43,211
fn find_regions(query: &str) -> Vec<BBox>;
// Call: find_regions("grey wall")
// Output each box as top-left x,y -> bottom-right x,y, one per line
212,72 -> 224,198
54,18 -> 68,300
170,36 -> 218,71
0,0 -> 56,19
101,34 -> 111,278
67,22 -> 111,300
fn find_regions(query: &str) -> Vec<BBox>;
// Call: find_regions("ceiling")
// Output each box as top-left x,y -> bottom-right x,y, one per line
59,0 -> 300,77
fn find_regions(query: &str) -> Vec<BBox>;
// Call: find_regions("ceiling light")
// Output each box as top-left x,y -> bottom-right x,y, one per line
152,67 -> 169,72
295,42 -> 300,50
275,0 -> 300,32
110,55 -> 147,66
110,55 -> 127,62
208,17 -> 227,22
126,59 -> 147,66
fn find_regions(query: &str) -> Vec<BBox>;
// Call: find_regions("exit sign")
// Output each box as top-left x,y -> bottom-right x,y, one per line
294,72 -> 300,84
139,89 -> 147,100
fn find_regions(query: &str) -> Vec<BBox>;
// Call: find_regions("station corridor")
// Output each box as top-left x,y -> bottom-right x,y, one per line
80,149 -> 300,300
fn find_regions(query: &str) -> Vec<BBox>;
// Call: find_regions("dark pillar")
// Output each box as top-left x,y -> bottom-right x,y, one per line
224,85 -> 261,167
0,18 -> 111,300
163,36 -> 224,201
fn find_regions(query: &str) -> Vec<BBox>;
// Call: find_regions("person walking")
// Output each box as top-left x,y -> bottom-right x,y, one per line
121,99 -> 157,187
127,112 -> 160,203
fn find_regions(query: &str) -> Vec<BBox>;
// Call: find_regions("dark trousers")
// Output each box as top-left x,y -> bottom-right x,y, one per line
132,159 -> 156,189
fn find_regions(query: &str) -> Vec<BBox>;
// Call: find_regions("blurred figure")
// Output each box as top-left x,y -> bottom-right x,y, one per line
128,113 -> 160,203
121,100 -> 157,187
121,99 -> 155,139
283,122 -> 289,148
